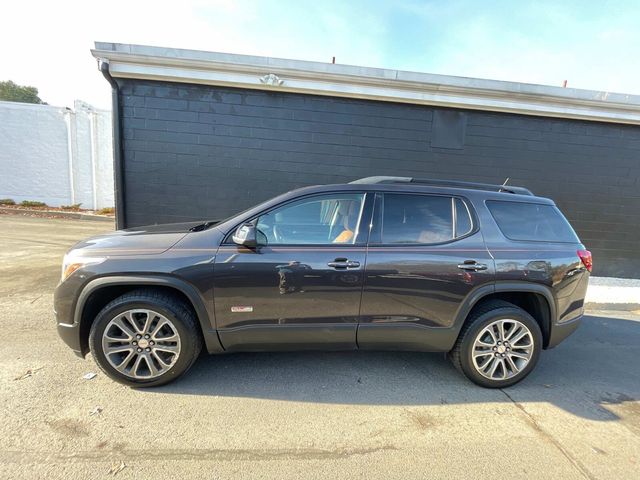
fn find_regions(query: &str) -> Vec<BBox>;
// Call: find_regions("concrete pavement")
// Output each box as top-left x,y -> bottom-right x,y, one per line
0,214 -> 638,479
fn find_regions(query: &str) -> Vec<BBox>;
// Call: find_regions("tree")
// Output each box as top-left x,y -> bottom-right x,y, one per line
0,80 -> 45,104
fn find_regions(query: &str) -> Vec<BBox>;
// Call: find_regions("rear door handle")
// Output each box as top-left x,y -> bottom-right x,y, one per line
328,259 -> 360,269
457,261 -> 488,271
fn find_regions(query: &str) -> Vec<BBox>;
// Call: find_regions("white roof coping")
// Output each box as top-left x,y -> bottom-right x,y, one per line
92,42 -> 640,125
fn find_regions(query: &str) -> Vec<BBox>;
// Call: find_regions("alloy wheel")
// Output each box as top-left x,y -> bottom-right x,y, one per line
101,309 -> 181,379
471,319 -> 534,380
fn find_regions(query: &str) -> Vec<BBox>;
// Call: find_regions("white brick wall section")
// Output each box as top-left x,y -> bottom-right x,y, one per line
0,100 -> 114,209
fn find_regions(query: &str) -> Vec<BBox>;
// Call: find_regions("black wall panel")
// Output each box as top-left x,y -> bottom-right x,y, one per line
118,79 -> 640,277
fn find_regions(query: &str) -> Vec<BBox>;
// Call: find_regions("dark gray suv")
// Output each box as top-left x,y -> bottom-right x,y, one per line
55,176 -> 591,388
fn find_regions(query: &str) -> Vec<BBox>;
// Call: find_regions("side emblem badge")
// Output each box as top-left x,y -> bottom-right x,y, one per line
231,306 -> 254,313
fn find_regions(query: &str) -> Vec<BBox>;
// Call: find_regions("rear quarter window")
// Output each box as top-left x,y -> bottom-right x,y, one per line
486,200 -> 579,243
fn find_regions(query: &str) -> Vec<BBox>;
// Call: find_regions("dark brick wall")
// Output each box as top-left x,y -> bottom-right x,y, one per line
119,79 -> 640,277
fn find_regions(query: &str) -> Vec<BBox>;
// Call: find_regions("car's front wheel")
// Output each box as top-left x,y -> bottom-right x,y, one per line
89,289 -> 202,387
450,300 -> 543,388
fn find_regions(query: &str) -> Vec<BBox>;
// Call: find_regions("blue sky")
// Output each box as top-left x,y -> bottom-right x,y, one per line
1,0 -> 639,108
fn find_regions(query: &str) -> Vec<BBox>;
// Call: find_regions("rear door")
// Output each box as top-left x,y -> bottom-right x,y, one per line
358,192 -> 495,351
214,191 -> 373,351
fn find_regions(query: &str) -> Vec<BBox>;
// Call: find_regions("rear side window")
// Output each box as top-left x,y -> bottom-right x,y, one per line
487,201 -> 579,243
379,194 -> 473,244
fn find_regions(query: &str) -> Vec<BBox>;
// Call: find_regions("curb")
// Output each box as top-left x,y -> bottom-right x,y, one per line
585,302 -> 640,312
0,207 -> 115,223
586,279 -> 640,312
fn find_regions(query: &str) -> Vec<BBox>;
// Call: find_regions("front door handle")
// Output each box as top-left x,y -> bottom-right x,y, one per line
328,259 -> 360,269
457,261 -> 488,271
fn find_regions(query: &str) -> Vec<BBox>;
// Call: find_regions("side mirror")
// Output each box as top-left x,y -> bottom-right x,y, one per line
232,223 -> 257,247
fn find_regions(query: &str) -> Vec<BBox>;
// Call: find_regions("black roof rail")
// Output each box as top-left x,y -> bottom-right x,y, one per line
349,176 -> 534,196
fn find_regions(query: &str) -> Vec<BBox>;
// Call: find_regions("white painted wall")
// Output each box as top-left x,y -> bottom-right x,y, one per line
0,100 -> 114,209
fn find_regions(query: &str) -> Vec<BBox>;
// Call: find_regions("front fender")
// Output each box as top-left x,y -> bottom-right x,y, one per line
75,275 -> 224,354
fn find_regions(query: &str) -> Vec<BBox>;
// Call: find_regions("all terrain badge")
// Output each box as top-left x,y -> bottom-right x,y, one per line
231,306 -> 254,313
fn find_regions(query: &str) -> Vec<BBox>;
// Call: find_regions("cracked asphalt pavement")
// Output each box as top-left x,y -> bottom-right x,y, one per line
1,214 -> 639,479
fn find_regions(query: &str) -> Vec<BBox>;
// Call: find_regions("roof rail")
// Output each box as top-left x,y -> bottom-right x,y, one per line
349,176 -> 534,196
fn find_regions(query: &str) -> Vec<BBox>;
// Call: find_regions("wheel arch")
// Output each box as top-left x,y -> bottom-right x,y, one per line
455,282 -> 556,349
75,275 -> 224,356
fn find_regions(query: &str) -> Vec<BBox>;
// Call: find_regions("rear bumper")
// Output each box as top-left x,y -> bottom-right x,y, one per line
547,315 -> 582,349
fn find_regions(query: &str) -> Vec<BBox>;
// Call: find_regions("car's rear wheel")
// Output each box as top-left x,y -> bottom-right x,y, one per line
89,289 -> 202,387
450,300 -> 542,388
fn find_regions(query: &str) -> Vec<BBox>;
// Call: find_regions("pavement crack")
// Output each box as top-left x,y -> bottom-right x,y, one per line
500,388 -> 596,480
0,445 -> 397,464
30,295 -> 43,304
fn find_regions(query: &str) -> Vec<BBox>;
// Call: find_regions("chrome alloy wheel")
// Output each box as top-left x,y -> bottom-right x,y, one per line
101,309 -> 181,379
472,319 -> 534,380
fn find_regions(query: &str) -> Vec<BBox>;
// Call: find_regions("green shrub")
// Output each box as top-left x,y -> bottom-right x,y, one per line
61,203 -> 82,211
0,198 -> 16,205
97,207 -> 115,215
20,200 -> 47,208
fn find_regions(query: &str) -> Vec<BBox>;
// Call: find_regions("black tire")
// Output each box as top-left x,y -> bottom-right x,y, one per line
89,289 -> 202,388
450,300 -> 543,388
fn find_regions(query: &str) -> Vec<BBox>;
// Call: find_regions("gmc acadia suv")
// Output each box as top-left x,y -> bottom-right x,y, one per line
55,176 -> 592,388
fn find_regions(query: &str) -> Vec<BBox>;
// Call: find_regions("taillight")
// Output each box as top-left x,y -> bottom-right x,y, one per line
577,249 -> 592,272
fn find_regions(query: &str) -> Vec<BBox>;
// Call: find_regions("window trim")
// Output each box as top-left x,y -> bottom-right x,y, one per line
222,191 -> 373,247
369,191 -> 478,247
454,197 -> 474,238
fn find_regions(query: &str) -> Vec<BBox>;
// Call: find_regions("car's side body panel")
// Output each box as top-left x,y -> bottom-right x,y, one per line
357,189 -> 495,351
58,274 -> 225,356
358,238 -> 495,351
212,192 -> 375,351
476,194 -> 590,344
213,245 -> 368,351
54,226 -> 225,356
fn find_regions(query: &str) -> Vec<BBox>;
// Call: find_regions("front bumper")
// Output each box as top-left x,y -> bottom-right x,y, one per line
57,322 -> 84,357
547,315 -> 582,349
54,279 -> 85,356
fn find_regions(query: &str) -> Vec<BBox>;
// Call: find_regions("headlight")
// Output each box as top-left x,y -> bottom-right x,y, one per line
61,255 -> 106,281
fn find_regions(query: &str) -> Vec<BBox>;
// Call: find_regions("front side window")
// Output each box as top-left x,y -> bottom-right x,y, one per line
255,193 -> 365,245
379,193 -> 473,244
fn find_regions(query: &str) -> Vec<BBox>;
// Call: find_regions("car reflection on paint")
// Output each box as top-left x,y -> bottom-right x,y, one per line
276,261 -> 311,294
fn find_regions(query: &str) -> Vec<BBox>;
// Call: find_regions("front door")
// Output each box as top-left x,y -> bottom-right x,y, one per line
214,192 -> 372,351
358,192 -> 494,351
